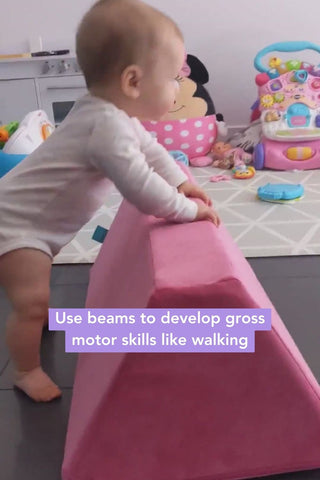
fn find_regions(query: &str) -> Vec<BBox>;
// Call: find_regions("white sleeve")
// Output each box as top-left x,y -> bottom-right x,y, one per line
131,117 -> 189,187
88,114 -> 197,223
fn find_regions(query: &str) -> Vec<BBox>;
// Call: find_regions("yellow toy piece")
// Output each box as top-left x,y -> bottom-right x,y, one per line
286,147 -> 313,160
260,94 -> 274,108
269,57 -> 282,69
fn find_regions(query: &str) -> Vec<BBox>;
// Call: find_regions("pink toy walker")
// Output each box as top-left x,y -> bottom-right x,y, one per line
253,41 -> 320,170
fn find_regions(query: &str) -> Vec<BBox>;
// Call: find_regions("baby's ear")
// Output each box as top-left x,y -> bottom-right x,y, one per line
120,65 -> 143,99
187,54 -> 209,85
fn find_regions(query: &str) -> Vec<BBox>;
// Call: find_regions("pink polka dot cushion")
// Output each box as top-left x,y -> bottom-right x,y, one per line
142,115 -> 218,160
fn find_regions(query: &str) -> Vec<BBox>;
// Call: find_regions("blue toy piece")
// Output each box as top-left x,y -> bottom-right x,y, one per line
257,183 -> 304,203
169,150 -> 189,166
92,225 -> 108,244
293,70 -> 308,83
0,150 -> 27,178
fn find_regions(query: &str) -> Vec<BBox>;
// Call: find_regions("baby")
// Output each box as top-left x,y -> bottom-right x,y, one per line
0,0 -> 220,402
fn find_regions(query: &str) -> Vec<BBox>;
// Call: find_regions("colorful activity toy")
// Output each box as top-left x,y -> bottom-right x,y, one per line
253,42 -> 320,170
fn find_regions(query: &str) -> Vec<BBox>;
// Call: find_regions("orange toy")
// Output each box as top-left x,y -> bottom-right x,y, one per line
0,121 -> 19,149
0,128 -> 9,143
232,166 -> 256,179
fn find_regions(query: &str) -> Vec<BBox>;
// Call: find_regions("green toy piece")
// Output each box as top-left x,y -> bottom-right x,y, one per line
0,121 -> 19,149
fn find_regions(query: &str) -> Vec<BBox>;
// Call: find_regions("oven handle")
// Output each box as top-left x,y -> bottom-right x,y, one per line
46,86 -> 85,90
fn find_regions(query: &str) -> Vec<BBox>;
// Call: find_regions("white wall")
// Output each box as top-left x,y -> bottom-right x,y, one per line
2,0 -> 320,127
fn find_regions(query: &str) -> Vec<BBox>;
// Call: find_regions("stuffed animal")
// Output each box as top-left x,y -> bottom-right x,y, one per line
142,54 -> 227,167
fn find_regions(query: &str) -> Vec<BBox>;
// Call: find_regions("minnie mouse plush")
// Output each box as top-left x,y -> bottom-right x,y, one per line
143,54 -> 227,167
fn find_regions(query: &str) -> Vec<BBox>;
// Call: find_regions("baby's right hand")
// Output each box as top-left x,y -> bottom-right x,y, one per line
194,203 -> 220,227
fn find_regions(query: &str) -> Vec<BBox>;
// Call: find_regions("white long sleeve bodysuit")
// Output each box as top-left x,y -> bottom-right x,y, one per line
0,94 -> 197,259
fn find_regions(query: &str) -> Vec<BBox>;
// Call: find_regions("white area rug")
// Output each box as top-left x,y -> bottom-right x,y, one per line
54,167 -> 320,264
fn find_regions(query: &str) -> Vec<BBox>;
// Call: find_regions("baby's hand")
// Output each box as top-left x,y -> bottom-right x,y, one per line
195,203 -> 220,227
178,181 -> 212,206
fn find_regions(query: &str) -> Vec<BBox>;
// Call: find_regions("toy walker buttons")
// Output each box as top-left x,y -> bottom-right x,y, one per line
311,65 -> 320,77
286,59 -> 302,71
301,62 -> 313,72
268,69 -> 280,79
277,63 -> 289,75
260,94 -> 274,108
273,92 -> 285,103
292,69 -> 308,83
270,79 -> 282,91
269,57 -> 281,69
311,79 -> 320,90
268,59 -> 301,76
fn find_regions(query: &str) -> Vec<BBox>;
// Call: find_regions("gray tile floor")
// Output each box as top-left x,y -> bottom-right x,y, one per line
0,258 -> 319,480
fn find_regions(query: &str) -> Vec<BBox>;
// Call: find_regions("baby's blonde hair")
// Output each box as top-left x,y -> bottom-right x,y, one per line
76,0 -> 183,88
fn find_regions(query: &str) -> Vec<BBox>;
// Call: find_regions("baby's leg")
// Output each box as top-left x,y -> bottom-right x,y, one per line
0,248 -> 61,402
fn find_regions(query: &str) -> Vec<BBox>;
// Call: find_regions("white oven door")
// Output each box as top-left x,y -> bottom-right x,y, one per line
37,76 -> 87,126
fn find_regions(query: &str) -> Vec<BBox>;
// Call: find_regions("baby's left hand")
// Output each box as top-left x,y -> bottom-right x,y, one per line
177,181 -> 212,206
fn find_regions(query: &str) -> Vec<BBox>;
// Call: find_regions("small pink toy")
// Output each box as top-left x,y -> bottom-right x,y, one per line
210,174 -> 231,182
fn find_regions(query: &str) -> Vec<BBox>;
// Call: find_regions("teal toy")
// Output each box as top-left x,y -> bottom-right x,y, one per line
257,183 -> 304,203
92,225 -> 108,243
169,150 -> 189,166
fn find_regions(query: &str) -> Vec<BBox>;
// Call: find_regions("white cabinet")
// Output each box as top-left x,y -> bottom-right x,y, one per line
0,56 -> 87,127
37,76 -> 87,125
0,79 -> 39,124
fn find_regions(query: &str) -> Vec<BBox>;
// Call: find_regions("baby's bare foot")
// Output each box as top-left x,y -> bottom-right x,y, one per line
14,367 -> 62,402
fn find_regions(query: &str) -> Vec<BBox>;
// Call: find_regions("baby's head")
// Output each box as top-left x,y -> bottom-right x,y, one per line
76,0 -> 185,120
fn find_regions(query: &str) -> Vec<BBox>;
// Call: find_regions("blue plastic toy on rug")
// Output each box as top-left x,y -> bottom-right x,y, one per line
257,183 -> 304,203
